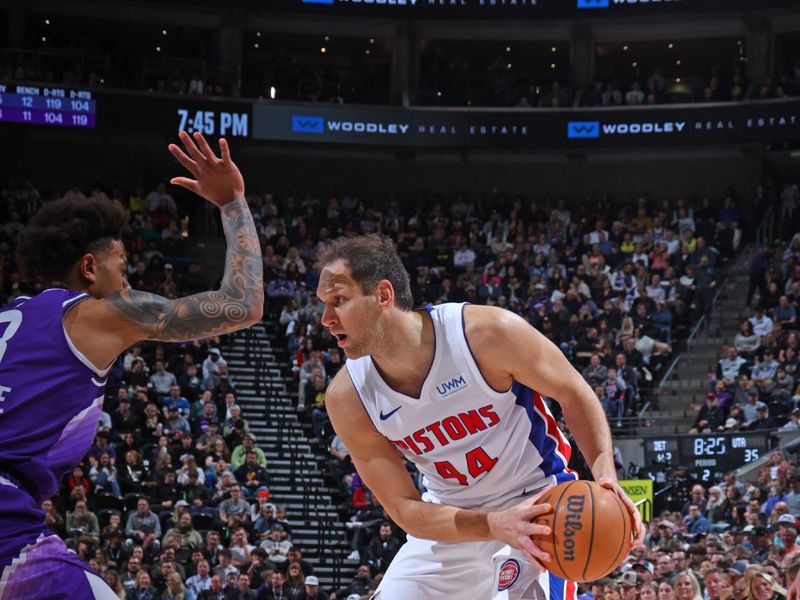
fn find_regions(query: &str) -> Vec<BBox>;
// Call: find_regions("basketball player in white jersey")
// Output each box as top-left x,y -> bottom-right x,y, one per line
315,235 -> 643,600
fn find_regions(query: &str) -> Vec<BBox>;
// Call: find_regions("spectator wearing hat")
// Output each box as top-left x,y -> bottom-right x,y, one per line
260,524 -> 292,566
630,560 -> 655,583
295,575 -> 326,600
618,571 -> 639,600
746,526 -> 772,563
113,390 -> 141,433
164,405 -> 192,437
231,433 -> 266,470
250,491 -> 274,524
202,348 -> 227,381
747,404 -> 775,431
776,514 -> 800,567
182,469 -> 212,511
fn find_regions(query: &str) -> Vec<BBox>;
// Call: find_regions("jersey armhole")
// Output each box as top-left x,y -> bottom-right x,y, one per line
62,295 -> 113,378
344,363 -> 381,434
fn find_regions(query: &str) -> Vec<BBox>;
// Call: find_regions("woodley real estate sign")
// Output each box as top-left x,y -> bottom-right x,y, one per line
252,98 -> 800,149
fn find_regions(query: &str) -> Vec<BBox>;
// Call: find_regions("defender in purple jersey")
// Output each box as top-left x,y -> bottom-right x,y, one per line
0,131 -> 263,599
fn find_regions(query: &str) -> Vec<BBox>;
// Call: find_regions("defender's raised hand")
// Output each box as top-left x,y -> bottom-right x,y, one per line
169,131 -> 244,208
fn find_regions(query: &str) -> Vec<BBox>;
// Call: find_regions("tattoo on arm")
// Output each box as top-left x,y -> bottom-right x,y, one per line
108,198 -> 264,342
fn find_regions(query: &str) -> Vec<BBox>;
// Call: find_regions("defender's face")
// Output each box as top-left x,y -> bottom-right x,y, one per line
92,240 -> 129,298
317,259 -> 381,359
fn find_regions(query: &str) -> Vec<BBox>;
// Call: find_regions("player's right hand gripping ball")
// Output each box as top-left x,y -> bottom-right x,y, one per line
532,480 -> 632,582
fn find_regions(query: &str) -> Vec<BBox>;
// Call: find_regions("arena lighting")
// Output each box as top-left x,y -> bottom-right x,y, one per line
320,47 -> 326,53
269,86 -> 276,99
324,35 -> 330,41
668,43 -> 674,49
369,38 -> 375,44
162,29 -> 167,36
156,46 -> 161,52
676,59 -> 682,65
632,61 -> 638,68
551,47 -> 557,53
41,37 -> 46,43
505,46 -> 511,53
44,18 -> 50,25
256,32 -> 261,38
623,45 -> 629,51
254,43 -> 259,49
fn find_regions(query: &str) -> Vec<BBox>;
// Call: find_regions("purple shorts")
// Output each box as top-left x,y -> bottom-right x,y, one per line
0,480 -> 116,599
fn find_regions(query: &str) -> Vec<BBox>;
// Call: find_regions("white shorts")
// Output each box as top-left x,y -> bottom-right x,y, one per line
371,534 -> 577,600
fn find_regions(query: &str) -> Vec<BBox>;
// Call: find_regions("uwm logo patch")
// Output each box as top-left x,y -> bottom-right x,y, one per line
436,374 -> 469,397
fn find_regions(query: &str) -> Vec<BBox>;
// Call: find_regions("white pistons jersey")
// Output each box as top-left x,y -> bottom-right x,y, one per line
345,302 -> 576,510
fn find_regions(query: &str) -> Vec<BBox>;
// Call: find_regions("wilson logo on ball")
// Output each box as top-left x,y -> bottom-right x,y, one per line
497,559 -> 520,591
562,494 -> 586,562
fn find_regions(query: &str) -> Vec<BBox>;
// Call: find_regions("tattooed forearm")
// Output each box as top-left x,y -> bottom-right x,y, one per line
109,197 -> 264,342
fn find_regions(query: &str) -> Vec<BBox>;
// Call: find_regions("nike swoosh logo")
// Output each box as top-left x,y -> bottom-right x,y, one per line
379,406 -> 402,420
521,488 -> 539,497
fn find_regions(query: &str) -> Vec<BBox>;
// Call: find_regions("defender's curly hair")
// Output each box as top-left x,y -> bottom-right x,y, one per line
16,195 -> 127,283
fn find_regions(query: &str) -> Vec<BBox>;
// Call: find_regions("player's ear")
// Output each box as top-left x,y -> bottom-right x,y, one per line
78,252 -> 98,284
376,279 -> 394,309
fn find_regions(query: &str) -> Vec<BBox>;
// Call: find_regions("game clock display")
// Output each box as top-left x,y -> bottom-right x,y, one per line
177,108 -> 249,138
0,83 -> 95,129
644,432 -> 772,483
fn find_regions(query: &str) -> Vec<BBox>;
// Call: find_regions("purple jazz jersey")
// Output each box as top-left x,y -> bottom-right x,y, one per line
0,288 -> 113,598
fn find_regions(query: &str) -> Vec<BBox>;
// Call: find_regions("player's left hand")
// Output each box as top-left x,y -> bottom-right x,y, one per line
599,477 -> 645,549
487,485 -> 554,569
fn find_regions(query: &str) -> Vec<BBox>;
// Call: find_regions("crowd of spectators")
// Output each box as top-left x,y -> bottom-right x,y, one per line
693,239 -> 800,435
268,188 -> 743,439
580,455 -> 800,600
3,174 -> 794,599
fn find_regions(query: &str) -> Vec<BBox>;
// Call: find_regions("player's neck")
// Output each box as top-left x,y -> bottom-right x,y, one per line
57,268 -> 91,294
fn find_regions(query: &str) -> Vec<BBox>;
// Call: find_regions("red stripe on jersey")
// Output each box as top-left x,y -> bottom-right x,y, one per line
532,390 -> 576,474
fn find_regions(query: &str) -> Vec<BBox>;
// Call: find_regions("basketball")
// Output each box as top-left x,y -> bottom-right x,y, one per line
532,480 -> 632,582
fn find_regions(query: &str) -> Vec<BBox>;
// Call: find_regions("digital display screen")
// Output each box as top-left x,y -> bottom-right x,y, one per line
644,433 -> 772,483
0,83 -> 96,129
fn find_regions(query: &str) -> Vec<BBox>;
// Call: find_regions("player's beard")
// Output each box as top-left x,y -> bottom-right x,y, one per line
344,301 -> 386,359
